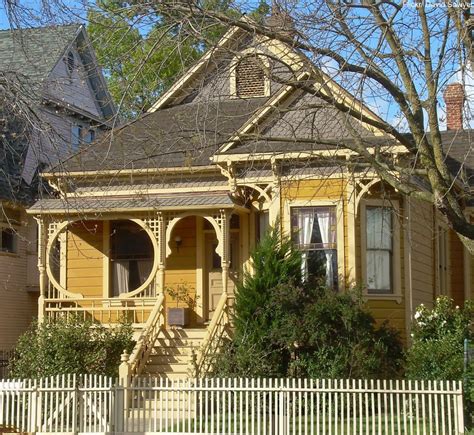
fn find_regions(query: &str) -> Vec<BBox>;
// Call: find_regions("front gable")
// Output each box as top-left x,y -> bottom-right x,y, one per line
43,27 -> 115,121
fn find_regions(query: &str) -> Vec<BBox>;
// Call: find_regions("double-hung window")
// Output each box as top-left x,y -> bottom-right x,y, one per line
291,206 -> 338,288
365,206 -> 393,293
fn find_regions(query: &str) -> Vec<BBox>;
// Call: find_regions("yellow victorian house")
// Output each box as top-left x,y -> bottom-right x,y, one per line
28,18 -> 473,379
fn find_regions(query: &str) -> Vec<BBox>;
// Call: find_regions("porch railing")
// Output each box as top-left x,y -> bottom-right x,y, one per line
128,293 -> 166,377
46,277 -> 157,300
193,293 -> 234,377
44,297 -> 158,326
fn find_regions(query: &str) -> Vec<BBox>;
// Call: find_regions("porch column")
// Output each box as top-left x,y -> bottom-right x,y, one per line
157,212 -> 166,295
35,217 -> 47,323
220,209 -> 231,295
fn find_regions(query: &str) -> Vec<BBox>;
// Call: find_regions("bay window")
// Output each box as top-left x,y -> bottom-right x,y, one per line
365,206 -> 393,294
291,206 -> 338,288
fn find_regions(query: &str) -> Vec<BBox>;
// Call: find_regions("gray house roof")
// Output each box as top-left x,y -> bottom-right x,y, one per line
56,97 -> 266,173
0,25 -> 80,86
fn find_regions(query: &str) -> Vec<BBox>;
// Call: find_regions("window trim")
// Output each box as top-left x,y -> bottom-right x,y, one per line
230,49 -> 271,98
360,199 -> 401,303
283,199 -> 345,290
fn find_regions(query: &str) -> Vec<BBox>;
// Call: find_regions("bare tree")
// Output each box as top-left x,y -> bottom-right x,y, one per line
3,0 -> 474,253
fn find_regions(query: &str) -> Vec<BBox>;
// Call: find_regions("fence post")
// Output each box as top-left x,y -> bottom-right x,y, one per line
29,379 -> 38,434
457,381 -> 465,434
116,350 -> 131,432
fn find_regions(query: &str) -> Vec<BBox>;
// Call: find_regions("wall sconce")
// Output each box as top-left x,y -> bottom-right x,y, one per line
174,235 -> 182,252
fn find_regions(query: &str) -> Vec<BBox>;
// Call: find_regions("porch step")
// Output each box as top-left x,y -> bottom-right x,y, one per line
142,328 -> 206,379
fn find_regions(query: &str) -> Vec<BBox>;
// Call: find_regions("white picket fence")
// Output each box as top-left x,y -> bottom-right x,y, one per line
0,375 -> 466,434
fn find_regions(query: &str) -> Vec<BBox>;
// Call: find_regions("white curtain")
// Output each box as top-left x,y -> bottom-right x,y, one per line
113,260 -> 129,296
298,210 -> 315,281
366,208 -> 392,291
317,211 -> 334,288
137,259 -> 153,284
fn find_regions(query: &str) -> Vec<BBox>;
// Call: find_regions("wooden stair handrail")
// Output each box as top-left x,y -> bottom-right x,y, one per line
193,292 -> 229,377
128,293 -> 165,377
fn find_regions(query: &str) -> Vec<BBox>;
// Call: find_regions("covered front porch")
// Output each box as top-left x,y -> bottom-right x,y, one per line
29,197 -> 250,330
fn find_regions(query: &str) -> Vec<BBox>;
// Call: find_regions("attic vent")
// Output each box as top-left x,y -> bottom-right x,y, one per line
234,56 -> 268,98
66,51 -> 75,75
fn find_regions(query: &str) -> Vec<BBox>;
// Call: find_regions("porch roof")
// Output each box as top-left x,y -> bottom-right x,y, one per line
28,192 -> 242,214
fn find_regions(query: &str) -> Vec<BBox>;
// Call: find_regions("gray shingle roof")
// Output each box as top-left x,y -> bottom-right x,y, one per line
56,97 -> 266,172
29,192 -> 238,213
0,25 -> 80,85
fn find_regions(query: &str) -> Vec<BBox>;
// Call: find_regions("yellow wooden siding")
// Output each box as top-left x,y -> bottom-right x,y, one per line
450,230 -> 465,306
66,221 -> 104,297
0,208 -> 38,350
409,199 -> 435,309
164,216 -> 198,324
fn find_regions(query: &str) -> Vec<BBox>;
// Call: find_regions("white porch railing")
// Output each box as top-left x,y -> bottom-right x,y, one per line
44,297 -> 158,326
128,293 -> 165,377
0,375 -> 466,434
193,293 -> 234,377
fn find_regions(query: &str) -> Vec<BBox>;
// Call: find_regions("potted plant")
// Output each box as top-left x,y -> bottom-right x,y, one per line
166,283 -> 197,327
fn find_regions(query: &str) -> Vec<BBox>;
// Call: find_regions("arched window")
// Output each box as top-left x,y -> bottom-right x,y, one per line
232,54 -> 269,98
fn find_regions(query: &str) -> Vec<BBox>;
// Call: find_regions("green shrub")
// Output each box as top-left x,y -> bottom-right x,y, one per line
9,316 -> 134,378
406,297 -> 473,380
406,297 -> 474,427
214,226 -> 403,379
231,224 -> 302,377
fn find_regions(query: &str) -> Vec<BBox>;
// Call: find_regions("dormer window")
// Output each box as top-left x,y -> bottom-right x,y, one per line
66,51 -> 75,75
231,53 -> 270,98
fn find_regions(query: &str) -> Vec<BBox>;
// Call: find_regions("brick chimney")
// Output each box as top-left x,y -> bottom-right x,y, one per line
443,83 -> 465,130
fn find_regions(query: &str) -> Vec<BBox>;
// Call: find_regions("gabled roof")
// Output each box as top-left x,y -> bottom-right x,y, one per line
0,24 -> 80,85
0,24 -> 116,119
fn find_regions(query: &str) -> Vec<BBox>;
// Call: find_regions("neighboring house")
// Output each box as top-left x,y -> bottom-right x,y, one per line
28,16 -> 473,379
0,24 -> 115,355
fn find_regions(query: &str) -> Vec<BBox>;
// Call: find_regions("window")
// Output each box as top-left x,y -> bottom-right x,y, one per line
365,207 -> 393,293
256,210 -> 269,242
71,126 -> 95,150
0,227 -> 17,253
71,124 -> 82,151
291,206 -> 338,288
83,129 -> 95,144
110,221 -> 153,296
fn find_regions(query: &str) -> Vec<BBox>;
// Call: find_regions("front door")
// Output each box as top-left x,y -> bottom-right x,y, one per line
205,233 -> 239,321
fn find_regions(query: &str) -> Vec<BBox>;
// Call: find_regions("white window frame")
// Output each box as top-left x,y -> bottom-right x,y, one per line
283,199 -> 345,290
360,199 -> 401,303
230,49 -> 271,98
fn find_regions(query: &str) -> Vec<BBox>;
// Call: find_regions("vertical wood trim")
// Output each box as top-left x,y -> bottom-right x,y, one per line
241,213 -> 250,274
102,220 -> 110,298
463,245 -> 471,300
195,217 -> 204,323
59,232 -> 67,288
346,181 -> 357,284
403,197 -> 413,342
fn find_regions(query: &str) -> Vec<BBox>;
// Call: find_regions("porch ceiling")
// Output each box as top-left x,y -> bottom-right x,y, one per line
27,192 -> 243,214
